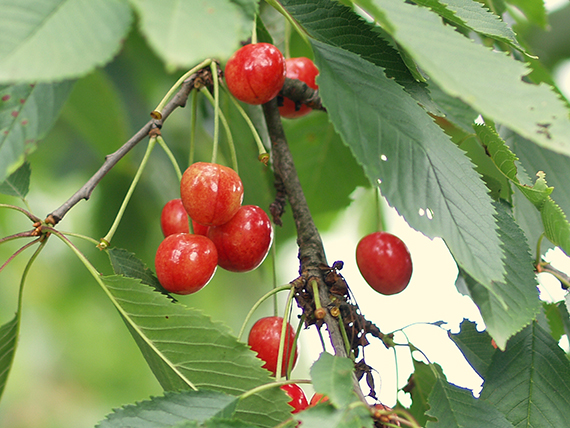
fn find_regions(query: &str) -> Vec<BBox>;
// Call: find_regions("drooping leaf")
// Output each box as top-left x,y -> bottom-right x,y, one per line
311,39 -> 504,287
481,321 -> 570,427
0,0 -> 132,82
476,124 -> 570,255
99,275 -> 290,428
97,389 -> 237,428
280,0 -> 439,112
458,201 -> 540,349
413,0 -> 524,52
130,0 -> 252,69
0,161 -> 30,198
0,315 -> 19,400
294,403 -> 373,428
0,81 -> 74,182
354,0 -> 570,157
310,352 -> 355,408
448,319 -> 496,379
404,359 -> 438,427
426,364 -> 514,427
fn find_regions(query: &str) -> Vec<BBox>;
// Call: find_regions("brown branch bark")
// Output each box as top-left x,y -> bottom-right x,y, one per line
279,77 -> 325,112
46,72 -> 203,225
262,98 -> 347,357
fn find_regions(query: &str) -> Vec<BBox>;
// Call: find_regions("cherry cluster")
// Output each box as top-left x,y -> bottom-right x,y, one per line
155,162 -> 273,295
224,42 -> 319,118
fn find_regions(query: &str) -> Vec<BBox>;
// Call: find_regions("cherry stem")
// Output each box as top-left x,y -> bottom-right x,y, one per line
210,62 -> 220,165
237,284 -> 292,341
375,187 -> 385,232
238,377 -> 311,402
271,243 -> 280,317
276,285 -> 296,381
224,86 -> 269,165
47,71 -> 200,225
336,311 -> 353,359
0,230 -> 36,247
199,88 -> 238,173
0,203 -> 41,223
189,89 -> 198,166
156,135 -> 182,181
152,59 -> 212,119
286,314 -> 305,379
0,236 -> 42,275
98,135 -> 157,249
309,278 -> 323,314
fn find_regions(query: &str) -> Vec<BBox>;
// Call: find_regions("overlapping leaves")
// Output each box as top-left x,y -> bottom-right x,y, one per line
481,321 -> 570,426
103,250 -> 290,428
311,39 -> 504,288
475,124 -> 570,255
354,0 -> 570,157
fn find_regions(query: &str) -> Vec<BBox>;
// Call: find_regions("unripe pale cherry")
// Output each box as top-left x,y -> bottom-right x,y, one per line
248,316 -> 298,377
356,232 -> 412,295
207,205 -> 273,272
180,162 -> 243,227
279,57 -> 319,119
224,43 -> 286,105
155,233 -> 218,295
160,199 -> 190,237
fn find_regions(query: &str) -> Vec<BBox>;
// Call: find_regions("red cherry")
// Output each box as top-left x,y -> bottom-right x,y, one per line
155,233 -> 218,295
281,384 -> 309,414
161,199 -> 190,237
279,57 -> 319,119
207,205 -> 273,272
248,316 -> 298,377
356,232 -> 412,295
309,393 -> 329,407
180,162 -> 244,227
224,43 -> 286,105
192,220 -> 209,236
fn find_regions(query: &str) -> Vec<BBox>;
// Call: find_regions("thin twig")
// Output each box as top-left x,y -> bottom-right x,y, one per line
45,72 -> 203,225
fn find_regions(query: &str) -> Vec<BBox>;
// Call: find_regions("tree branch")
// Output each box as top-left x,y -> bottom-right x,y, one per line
262,98 -> 346,357
45,71 -> 205,225
279,77 -> 325,112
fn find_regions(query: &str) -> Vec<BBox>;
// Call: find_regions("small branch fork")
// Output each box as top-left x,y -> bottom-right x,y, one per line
262,98 -> 386,403
45,68 -> 212,226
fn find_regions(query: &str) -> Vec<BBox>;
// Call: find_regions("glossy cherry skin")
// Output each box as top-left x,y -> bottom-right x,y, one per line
180,162 -> 243,227
279,57 -> 319,119
224,43 -> 286,105
161,199 -> 190,237
155,233 -> 218,295
356,232 -> 412,295
248,316 -> 298,377
281,384 -> 309,414
207,205 -> 273,272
